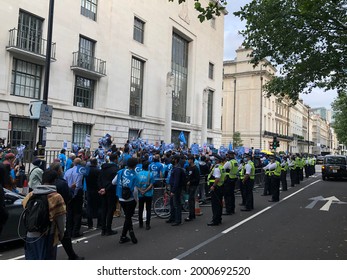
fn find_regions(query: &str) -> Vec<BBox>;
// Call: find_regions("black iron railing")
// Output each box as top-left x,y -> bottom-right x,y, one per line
72,51 -> 106,76
7,28 -> 56,59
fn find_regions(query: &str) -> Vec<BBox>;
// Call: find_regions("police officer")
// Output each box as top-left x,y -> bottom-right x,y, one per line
280,155 -> 288,191
207,155 -> 225,226
267,155 -> 281,202
222,151 -> 238,215
288,155 -> 297,187
262,157 -> 272,196
240,154 -> 255,211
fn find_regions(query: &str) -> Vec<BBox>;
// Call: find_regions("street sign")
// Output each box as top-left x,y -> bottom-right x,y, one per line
38,104 -> 53,127
29,101 -> 43,119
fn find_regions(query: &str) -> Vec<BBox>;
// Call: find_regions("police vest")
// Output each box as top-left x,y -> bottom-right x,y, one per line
248,161 -> 255,180
208,165 -> 226,186
227,159 -> 238,179
239,165 -> 245,180
271,161 -> 281,177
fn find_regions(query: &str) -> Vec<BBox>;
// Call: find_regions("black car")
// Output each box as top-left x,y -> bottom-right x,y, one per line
322,155 -> 347,181
0,189 -> 26,244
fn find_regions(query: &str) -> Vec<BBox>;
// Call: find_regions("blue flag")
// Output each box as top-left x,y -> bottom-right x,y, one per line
179,131 -> 187,144
76,165 -> 90,176
228,142 -> 233,151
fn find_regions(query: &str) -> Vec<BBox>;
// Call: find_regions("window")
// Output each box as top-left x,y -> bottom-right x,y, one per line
81,0 -> 97,21
207,137 -> 213,145
129,57 -> 144,117
171,33 -> 189,123
73,123 -> 92,148
133,17 -> 145,44
11,58 -> 42,99
10,116 -> 36,150
128,129 -> 140,141
74,76 -> 95,108
17,10 -> 43,54
78,36 -> 95,71
207,89 -> 213,129
208,62 -> 214,79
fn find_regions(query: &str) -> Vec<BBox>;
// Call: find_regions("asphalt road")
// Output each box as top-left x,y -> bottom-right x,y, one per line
1,167 -> 346,260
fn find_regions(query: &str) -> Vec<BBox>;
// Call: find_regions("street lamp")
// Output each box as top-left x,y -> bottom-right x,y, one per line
38,0 -> 55,157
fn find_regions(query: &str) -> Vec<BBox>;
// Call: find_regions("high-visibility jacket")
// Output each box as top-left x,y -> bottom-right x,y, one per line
271,161 -> 281,177
208,164 -> 226,186
227,159 -> 238,179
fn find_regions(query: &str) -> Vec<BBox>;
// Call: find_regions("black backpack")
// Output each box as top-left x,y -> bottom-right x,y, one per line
23,194 -> 51,233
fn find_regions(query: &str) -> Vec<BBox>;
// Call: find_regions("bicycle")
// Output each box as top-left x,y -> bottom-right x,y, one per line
153,183 -> 189,219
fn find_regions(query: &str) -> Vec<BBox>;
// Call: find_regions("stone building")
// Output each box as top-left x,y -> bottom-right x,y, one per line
0,0 -> 225,152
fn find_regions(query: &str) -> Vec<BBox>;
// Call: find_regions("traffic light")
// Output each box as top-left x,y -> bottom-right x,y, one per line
273,136 -> 278,149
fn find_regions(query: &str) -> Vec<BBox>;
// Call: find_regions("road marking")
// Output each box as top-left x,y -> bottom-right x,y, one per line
306,195 -> 347,211
173,179 -> 321,260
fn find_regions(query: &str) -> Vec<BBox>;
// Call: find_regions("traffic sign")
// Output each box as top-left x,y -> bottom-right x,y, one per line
29,101 -> 43,119
38,104 -> 53,127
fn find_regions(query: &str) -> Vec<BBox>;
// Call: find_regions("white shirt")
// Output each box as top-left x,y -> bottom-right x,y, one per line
212,164 -> 221,179
245,161 -> 252,175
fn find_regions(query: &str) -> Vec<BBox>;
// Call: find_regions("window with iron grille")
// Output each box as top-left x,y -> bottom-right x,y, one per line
73,123 -> 92,148
74,76 -> 95,108
207,89 -> 213,129
11,58 -> 42,99
17,10 -> 43,54
133,17 -> 145,44
171,33 -> 189,122
81,0 -> 97,21
208,62 -> 214,79
79,36 -> 95,71
9,116 -> 36,150
129,57 -> 144,117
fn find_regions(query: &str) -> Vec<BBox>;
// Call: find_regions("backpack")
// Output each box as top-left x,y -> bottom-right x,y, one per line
23,194 -> 51,233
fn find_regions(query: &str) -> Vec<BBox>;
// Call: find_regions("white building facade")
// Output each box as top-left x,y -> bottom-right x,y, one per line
0,0 -> 225,152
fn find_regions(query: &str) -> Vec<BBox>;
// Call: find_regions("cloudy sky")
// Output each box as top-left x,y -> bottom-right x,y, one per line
223,1 -> 338,109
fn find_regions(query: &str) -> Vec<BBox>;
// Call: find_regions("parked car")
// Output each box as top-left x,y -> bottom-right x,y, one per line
316,155 -> 324,164
0,189 -> 26,244
322,155 -> 347,181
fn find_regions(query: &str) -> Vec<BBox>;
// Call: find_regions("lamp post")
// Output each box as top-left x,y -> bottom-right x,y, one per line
38,0 -> 55,157
260,65 -> 263,150
233,77 -> 236,147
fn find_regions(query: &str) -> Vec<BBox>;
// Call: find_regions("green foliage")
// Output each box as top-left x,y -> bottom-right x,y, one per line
234,0 -> 347,102
168,0 -> 227,22
233,131 -> 243,147
332,91 -> 347,145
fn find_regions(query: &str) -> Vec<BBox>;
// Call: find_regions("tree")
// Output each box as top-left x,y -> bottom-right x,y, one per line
233,131 -> 243,147
169,0 -> 227,22
332,91 -> 347,145
234,0 -> 347,101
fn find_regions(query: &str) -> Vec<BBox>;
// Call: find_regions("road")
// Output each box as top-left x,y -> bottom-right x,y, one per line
1,167 -> 346,260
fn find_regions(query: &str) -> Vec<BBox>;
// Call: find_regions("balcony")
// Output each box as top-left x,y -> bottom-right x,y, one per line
172,112 -> 191,123
71,51 -> 106,79
6,28 -> 56,65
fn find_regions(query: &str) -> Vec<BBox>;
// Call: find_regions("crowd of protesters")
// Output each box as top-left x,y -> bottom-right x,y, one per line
0,137 -> 317,260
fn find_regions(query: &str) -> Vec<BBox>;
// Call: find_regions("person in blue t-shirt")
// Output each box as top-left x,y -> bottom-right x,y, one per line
148,154 -> 164,188
58,149 -> 67,171
136,161 -> 154,230
113,157 -> 139,244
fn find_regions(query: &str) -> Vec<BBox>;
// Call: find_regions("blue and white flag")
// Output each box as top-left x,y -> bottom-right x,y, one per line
179,131 -> 187,144
228,142 -> 233,151
191,143 -> 199,155
76,165 -> 90,176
